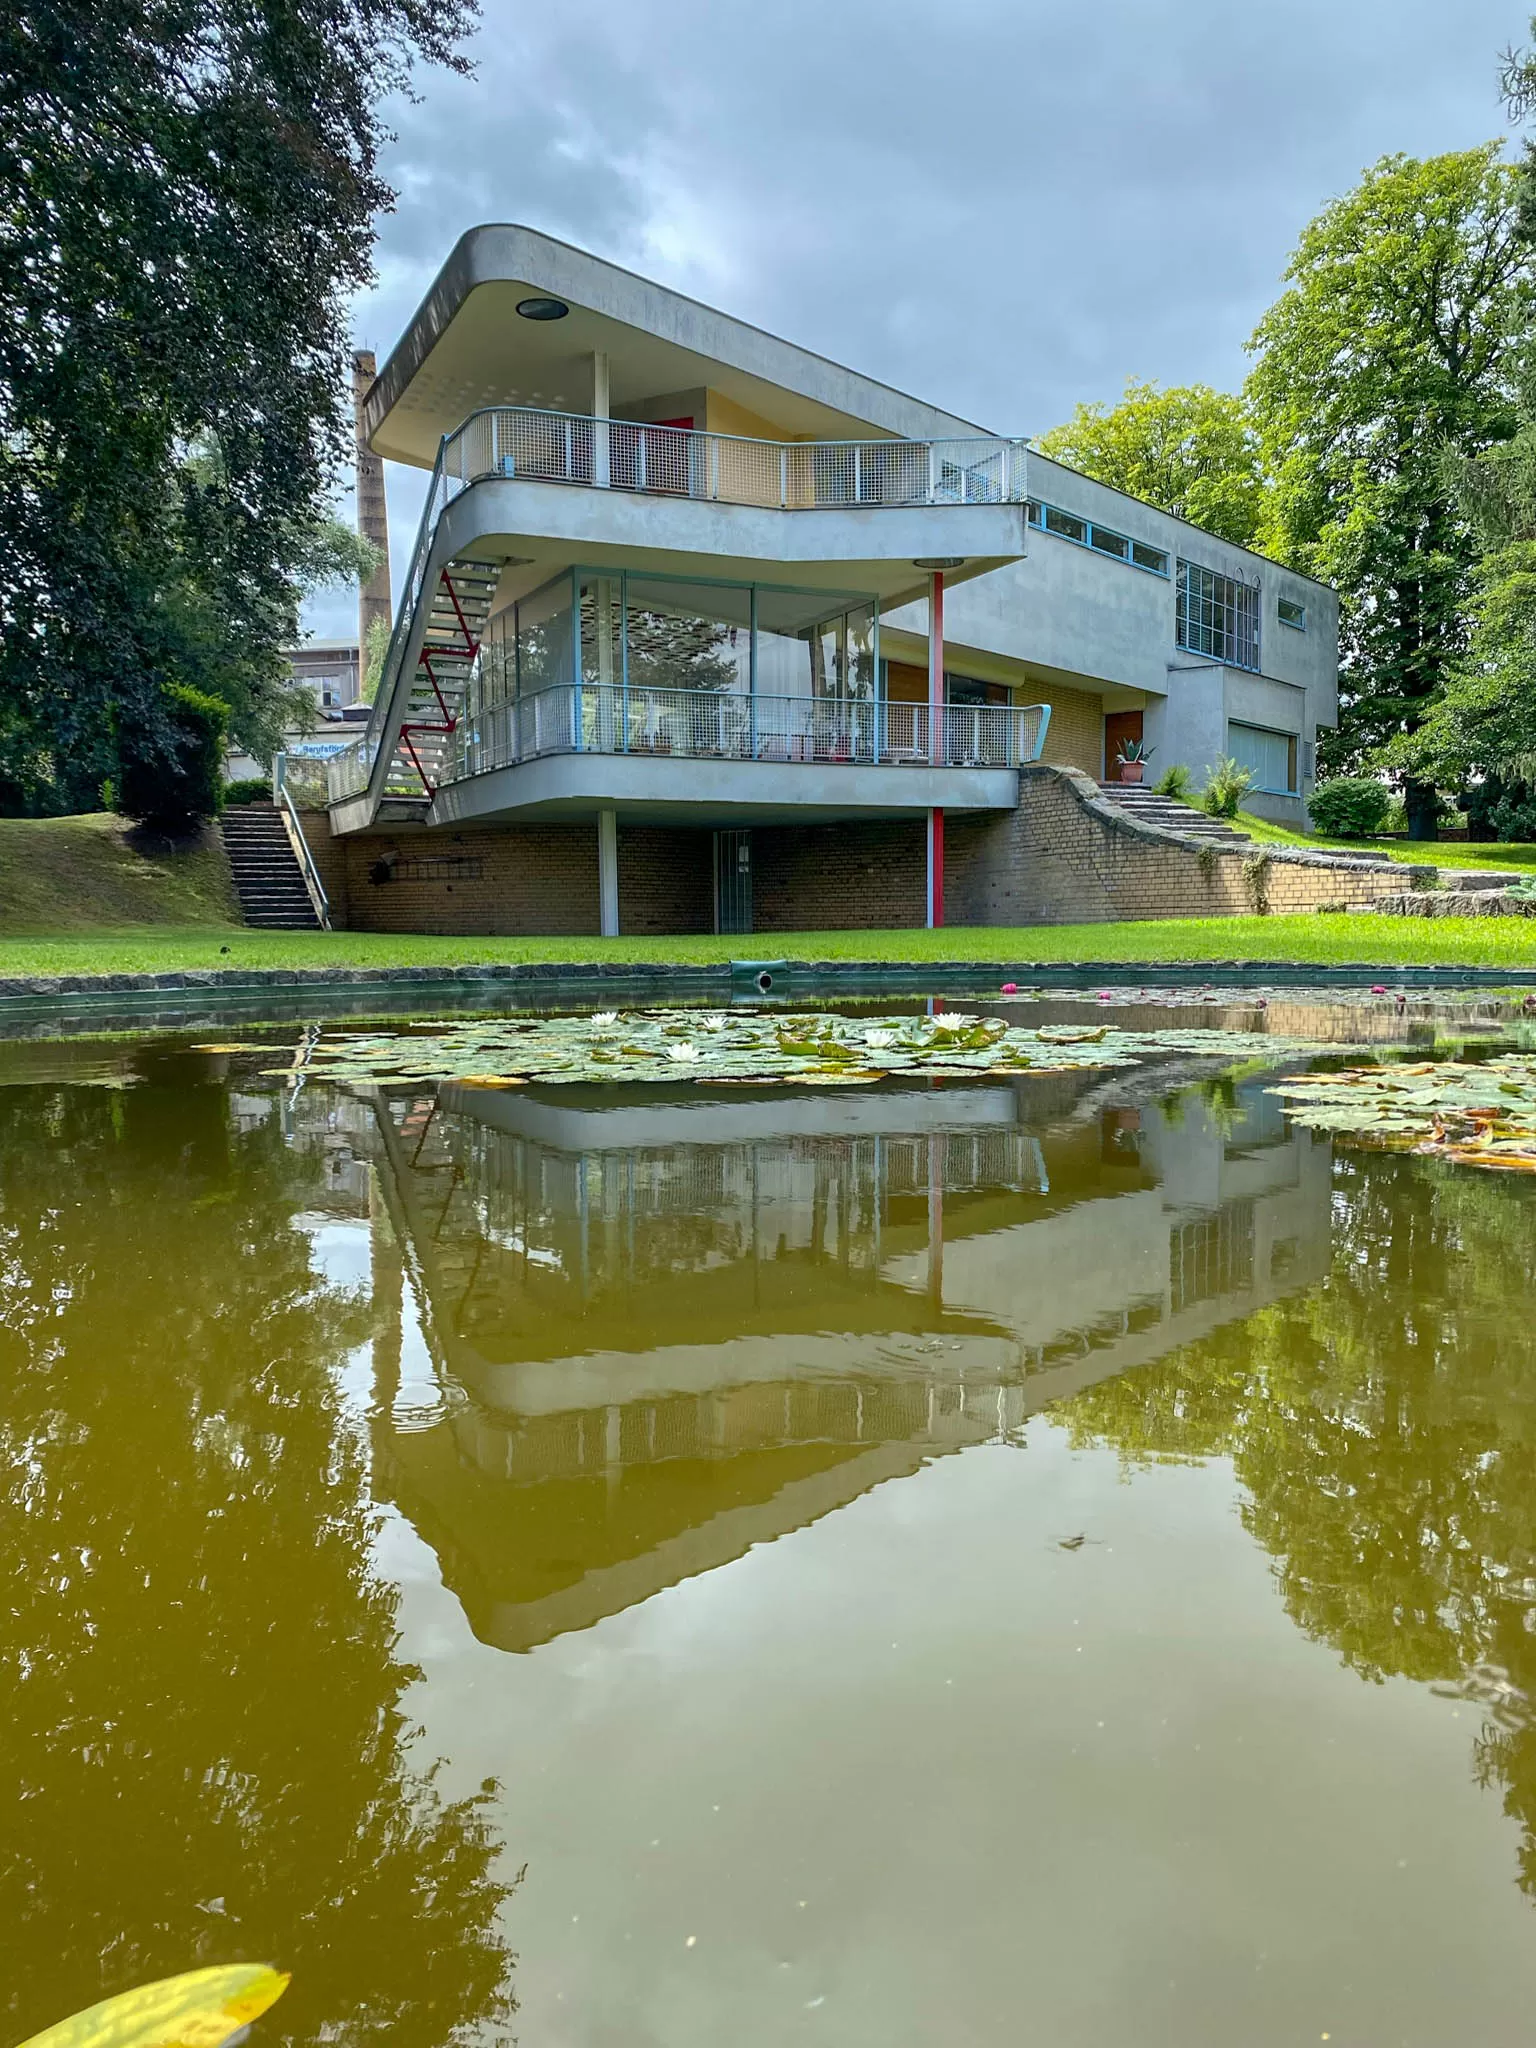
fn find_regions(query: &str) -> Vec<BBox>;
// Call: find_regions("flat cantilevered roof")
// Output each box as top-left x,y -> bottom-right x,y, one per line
362,223 -> 988,466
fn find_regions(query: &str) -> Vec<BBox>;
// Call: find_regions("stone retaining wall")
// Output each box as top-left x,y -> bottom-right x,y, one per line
946,766 -> 1426,926
1368,891 -> 1536,917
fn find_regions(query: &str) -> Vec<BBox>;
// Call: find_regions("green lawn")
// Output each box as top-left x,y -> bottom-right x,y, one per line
3,916 -> 1536,981
1227,808 -> 1536,871
0,813 -> 239,931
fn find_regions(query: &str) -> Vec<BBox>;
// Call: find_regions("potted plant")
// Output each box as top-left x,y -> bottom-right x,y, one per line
1116,737 -> 1153,784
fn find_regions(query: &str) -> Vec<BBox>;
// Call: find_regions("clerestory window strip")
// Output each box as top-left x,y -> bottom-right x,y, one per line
1025,499 -> 1169,578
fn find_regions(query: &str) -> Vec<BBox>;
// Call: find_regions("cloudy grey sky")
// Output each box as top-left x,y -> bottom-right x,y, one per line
307,0 -> 1529,638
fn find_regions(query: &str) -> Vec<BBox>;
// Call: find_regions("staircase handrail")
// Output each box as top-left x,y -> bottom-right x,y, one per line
328,426 -> 455,812
272,753 -> 333,930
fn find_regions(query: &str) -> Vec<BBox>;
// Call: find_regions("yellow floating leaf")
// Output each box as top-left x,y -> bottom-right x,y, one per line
17,1965 -> 290,2048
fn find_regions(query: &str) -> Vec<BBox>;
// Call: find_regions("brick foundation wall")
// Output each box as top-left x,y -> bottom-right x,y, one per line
752,820 -> 926,931
945,766 -> 1422,926
618,827 -> 714,935
299,812 -> 715,936
300,769 -> 1418,938
300,811 -> 600,934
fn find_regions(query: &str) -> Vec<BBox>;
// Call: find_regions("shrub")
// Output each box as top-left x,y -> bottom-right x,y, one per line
1153,763 -> 1192,798
1201,756 -> 1254,819
1308,776 -> 1391,839
224,776 -> 272,805
118,684 -> 229,830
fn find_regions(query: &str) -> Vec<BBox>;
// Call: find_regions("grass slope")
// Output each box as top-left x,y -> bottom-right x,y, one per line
1219,806 -> 1536,871
0,814 -> 239,934
2,917 -> 1536,979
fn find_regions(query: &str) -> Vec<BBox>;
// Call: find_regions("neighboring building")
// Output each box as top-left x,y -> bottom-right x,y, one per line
311,225 -> 1345,935
288,640 -> 363,713
226,643 -> 365,782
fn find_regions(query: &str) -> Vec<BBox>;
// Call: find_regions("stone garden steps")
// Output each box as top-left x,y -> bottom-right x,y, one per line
1095,783 -> 1255,845
219,805 -> 322,930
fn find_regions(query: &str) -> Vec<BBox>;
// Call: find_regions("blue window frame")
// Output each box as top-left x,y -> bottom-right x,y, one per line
1177,560 -> 1260,671
1026,499 -> 1169,577
1278,596 -> 1307,631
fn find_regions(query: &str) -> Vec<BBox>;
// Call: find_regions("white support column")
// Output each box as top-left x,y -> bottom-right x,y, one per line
598,807 -> 619,937
591,351 -> 611,488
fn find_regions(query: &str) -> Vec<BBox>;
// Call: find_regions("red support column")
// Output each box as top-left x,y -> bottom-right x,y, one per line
927,568 -> 945,928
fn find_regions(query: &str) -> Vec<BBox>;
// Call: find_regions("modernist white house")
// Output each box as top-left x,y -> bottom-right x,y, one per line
310,226 -> 1339,937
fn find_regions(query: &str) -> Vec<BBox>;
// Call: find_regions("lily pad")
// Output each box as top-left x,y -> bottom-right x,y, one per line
255,1006 -> 1359,1097
1268,1055 -> 1536,1172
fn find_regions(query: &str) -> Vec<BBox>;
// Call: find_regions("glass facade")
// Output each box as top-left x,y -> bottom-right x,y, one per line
478,568 -> 878,716
1177,561 -> 1261,671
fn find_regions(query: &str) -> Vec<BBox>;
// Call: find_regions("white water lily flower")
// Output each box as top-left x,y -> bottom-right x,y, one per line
667,1042 -> 702,1063
589,1011 -> 619,1031
700,1014 -> 727,1032
864,1028 -> 897,1049
936,1012 -> 978,1030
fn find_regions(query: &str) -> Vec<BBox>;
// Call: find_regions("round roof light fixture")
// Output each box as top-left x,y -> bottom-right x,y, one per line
913,556 -> 965,571
516,295 -> 570,322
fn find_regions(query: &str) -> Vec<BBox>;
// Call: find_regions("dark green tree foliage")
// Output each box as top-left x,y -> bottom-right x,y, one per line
1069,1149 -> 1536,1894
0,0 -> 471,813
1247,147 -> 1533,837
118,681 -> 228,830
0,1073 -> 517,2045
1396,39 -> 1536,808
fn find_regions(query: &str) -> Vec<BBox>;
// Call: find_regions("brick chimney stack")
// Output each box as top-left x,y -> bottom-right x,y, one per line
352,350 -> 393,659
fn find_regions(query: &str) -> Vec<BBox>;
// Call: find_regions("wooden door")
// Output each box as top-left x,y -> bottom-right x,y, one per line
1103,710 -> 1144,781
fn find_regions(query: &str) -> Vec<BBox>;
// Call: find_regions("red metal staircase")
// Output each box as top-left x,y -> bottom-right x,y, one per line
379,556 -> 504,802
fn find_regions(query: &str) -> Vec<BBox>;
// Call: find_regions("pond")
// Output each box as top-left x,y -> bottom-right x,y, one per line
7,992 -> 1536,2048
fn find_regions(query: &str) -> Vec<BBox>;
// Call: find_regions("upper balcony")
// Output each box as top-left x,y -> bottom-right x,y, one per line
436,404 -> 1029,514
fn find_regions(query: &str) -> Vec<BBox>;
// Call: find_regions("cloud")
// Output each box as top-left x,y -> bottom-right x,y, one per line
302,0 -> 1525,640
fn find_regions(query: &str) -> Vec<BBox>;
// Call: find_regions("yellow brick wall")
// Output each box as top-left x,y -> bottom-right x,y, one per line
946,767 -> 1418,926
1032,684 -> 1105,780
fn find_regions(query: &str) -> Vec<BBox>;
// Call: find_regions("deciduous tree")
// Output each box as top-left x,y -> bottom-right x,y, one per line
1246,146 -> 1532,836
0,0 -> 472,813
1035,381 -> 1267,549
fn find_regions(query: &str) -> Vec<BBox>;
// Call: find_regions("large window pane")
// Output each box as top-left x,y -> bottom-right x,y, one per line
579,576 -> 623,688
754,585 -> 850,701
625,577 -> 750,696
846,604 -> 877,698
478,607 -> 516,710
1177,561 -> 1260,670
1227,720 -> 1297,794
516,573 -> 575,696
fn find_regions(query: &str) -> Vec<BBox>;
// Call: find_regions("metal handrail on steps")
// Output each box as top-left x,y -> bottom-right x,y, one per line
272,754 -> 332,930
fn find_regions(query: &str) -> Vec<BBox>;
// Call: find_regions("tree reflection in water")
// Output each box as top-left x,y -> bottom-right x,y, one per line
1065,1149 -> 1536,1894
0,1080 -> 517,2047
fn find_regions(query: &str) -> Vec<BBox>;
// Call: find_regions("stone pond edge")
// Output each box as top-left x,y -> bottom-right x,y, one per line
2,956 -> 1536,1012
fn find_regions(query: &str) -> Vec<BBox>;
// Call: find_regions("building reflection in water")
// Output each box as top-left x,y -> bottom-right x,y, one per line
299,1061 -> 1333,1654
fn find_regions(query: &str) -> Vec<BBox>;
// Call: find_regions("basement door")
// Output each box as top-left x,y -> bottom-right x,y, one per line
715,830 -> 753,934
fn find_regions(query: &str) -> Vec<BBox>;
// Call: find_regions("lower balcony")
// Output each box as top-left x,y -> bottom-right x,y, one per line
453,685 -> 1050,778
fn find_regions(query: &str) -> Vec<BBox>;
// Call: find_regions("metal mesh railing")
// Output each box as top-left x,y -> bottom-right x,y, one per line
445,405 -> 1028,511
453,686 -> 1051,776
